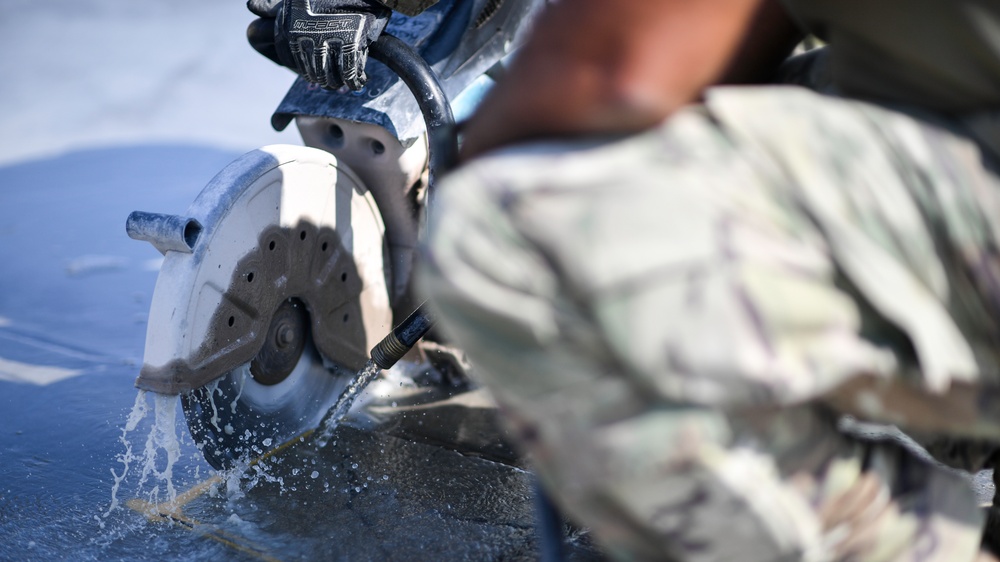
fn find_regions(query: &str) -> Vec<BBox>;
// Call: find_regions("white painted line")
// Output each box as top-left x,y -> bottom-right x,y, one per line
65,255 -> 128,277
0,356 -> 83,386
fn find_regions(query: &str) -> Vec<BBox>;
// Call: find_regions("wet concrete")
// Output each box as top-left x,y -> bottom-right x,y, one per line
135,419 -> 602,561
125,366 -> 606,560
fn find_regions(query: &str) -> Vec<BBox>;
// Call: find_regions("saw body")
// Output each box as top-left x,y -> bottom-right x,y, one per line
132,146 -> 393,468
129,0 -> 545,469
135,146 -> 391,395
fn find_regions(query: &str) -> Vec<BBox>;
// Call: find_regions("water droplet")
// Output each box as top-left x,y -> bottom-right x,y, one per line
351,463 -> 358,469
382,474 -> 389,480
262,438 -> 273,446
310,471 -> 319,479
354,486 -> 361,493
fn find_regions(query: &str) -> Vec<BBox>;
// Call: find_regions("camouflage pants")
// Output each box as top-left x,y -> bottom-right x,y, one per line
419,86 -> 1000,561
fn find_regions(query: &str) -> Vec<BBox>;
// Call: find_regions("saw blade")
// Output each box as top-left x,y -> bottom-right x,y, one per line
182,339 -> 352,470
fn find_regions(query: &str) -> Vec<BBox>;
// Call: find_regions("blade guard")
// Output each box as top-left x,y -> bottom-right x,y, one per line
134,145 -> 392,394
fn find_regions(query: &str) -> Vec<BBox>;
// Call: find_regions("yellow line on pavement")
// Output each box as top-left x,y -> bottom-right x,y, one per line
127,496 -> 281,562
127,429 -> 316,561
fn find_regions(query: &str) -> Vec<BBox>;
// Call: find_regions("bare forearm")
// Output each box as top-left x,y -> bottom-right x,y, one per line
460,0 -> 801,160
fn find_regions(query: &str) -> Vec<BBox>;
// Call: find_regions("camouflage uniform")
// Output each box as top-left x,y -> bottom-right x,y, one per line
419,2 -> 1000,560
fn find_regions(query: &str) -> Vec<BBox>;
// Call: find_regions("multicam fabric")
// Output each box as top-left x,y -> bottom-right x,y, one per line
419,85 -> 1000,560
779,0 -> 1000,113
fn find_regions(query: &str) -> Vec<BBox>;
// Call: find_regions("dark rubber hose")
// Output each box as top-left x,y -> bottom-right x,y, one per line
369,34 -> 459,182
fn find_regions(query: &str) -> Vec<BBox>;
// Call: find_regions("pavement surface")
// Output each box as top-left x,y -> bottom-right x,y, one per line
0,0 -> 298,168
0,144 -> 608,560
128,416 -> 603,561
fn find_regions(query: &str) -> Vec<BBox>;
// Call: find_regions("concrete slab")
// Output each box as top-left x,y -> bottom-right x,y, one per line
131,420 -> 605,561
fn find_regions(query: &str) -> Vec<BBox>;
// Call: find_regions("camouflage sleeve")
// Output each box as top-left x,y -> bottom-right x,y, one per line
373,0 -> 438,16
419,84 -> 998,560
428,84 -> 1000,435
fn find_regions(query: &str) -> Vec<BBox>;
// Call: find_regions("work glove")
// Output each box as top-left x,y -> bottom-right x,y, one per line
247,0 -> 391,91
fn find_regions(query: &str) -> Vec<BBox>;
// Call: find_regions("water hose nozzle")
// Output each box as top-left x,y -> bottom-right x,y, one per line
369,302 -> 435,369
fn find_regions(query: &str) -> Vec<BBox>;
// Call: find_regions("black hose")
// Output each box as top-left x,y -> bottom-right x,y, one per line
364,36 -> 450,369
369,34 -> 459,183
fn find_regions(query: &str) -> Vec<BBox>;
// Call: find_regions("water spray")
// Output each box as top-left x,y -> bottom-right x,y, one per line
315,303 -> 435,445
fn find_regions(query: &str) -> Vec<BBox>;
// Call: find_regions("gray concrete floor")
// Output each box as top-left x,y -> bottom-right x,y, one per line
129,386 -> 606,561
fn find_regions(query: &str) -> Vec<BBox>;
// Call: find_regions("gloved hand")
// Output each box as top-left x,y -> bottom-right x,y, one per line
247,0 -> 390,91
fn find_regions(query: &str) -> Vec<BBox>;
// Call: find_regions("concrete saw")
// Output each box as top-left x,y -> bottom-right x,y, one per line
128,144 -> 392,469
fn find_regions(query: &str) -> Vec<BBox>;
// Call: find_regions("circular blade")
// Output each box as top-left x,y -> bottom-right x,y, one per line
182,338 -> 349,470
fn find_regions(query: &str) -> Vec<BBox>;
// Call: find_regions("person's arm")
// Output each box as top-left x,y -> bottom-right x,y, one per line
460,0 -> 802,160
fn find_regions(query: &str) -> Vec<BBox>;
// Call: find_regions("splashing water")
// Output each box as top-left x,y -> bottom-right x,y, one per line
105,391 -> 149,517
105,357 -> 409,518
103,390 -> 185,518
314,359 -> 382,447
139,392 -> 183,502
